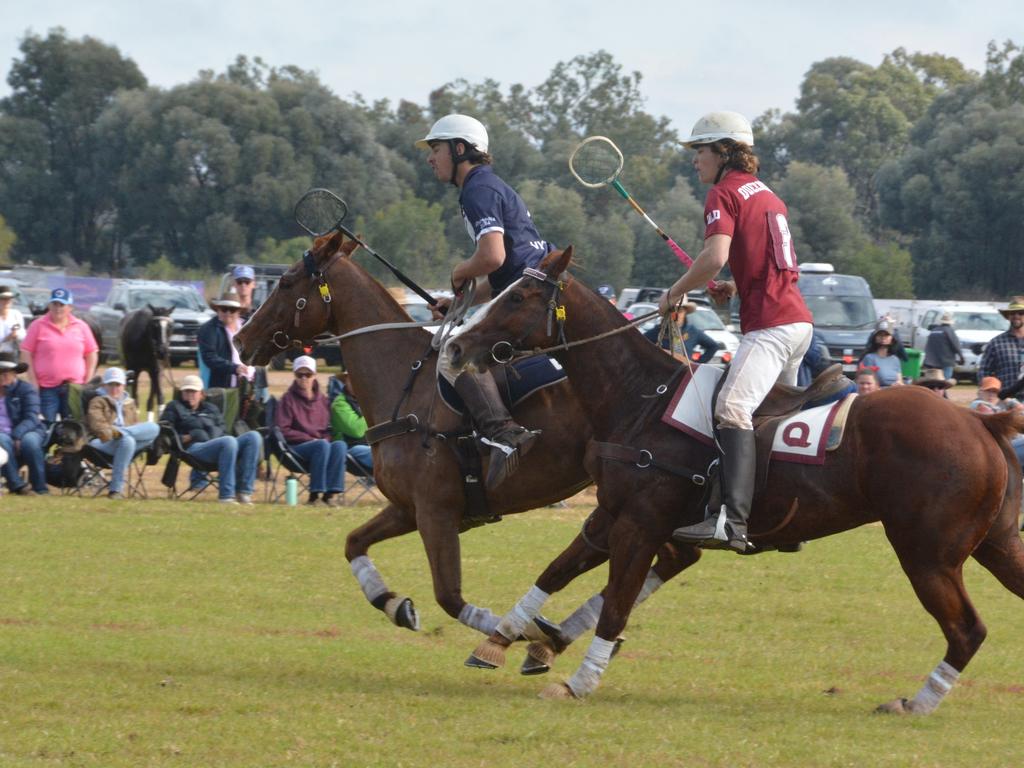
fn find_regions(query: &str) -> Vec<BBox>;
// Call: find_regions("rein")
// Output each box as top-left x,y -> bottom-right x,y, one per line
488,268 -> 661,364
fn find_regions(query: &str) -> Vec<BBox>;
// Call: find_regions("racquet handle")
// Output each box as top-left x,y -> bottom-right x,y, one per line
610,180 -> 715,291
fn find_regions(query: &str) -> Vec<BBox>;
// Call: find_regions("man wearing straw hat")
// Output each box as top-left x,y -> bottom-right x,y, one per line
978,296 -> 1024,397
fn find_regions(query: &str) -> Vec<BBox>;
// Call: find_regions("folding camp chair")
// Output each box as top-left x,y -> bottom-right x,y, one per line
159,386 -> 241,500
52,381 -> 156,498
262,396 -> 312,504
342,452 -> 382,505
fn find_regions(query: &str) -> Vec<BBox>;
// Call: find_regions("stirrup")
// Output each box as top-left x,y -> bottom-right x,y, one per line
673,506 -> 752,553
481,428 -> 540,489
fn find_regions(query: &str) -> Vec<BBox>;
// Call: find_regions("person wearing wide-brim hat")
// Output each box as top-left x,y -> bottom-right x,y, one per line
923,309 -> 963,381
0,350 -> 48,495
913,367 -> 956,396
979,296 -> 1024,400
643,294 -> 722,363
197,288 -> 254,389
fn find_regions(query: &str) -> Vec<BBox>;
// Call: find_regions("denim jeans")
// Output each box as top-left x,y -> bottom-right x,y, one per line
290,438 -> 347,493
187,431 -> 262,499
347,443 -> 373,473
0,430 -> 48,492
89,421 -> 160,494
39,385 -> 70,424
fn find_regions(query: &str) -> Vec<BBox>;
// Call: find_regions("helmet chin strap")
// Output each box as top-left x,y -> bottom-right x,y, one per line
448,139 -> 469,186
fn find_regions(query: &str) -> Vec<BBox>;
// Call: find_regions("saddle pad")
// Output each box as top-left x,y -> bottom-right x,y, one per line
661,365 -> 856,465
439,355 -> 567,414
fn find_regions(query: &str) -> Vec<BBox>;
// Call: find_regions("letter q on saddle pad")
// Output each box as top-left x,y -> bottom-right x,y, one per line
661,364 -> 856,465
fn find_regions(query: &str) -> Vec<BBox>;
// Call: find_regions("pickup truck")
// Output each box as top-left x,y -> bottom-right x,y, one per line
87,280 -> 214,366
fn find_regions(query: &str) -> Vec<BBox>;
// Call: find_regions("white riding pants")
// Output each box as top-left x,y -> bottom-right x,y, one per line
715,322 -> 813,430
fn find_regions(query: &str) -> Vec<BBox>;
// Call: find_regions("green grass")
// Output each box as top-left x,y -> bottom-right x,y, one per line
1,496 -> 1022,767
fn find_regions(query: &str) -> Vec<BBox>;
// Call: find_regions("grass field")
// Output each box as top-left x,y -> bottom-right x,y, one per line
2,495 -> 1023,767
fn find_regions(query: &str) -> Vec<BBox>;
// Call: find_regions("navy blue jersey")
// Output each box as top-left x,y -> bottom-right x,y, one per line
459,166 -> 554,292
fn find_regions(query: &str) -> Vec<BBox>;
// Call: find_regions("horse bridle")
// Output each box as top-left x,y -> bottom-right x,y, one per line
488,267 -> 569,364
488,267 -> 660,365
271,248 -> 345,351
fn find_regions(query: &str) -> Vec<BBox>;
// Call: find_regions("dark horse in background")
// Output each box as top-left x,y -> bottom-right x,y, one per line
120,305 -> 173,413
234,231 -> 701,663
448,246 -> 1024,713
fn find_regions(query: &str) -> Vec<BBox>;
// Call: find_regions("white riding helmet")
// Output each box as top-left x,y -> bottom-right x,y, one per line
415,114 -> 489,153
681,111 -> 754,148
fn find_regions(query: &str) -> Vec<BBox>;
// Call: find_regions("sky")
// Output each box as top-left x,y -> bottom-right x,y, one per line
1,0 -> 1021,134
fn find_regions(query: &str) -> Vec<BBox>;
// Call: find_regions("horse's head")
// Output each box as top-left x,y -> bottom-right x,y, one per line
147,304 -> 174,360
448,246 -> 574,373
235,230 -> 359,365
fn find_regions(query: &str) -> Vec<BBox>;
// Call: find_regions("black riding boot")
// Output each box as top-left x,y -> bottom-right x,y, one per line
672,427 -> 755,553
453,371 -> 540,490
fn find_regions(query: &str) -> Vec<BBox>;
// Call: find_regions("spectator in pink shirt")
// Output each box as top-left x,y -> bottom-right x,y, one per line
20,287 -> 98,423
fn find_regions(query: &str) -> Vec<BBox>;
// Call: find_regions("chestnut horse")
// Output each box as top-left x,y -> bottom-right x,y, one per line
233,231 -> 701,656
448,246 -> 1024,713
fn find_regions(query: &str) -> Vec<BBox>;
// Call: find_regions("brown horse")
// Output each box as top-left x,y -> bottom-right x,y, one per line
447,246 -> 1024,713
233,231 -> 701,658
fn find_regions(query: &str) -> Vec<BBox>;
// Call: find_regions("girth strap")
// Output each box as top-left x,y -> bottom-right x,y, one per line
593,441 -> 707,486
365,415 -> 421,446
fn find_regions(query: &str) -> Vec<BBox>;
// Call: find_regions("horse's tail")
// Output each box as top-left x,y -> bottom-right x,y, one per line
977,408 -> 1024,443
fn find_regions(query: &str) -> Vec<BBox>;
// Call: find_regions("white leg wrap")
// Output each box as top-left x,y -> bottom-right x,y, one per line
635,570 -> 664,604
494,585 -> 550,641
559,569 -> 662,642
566,636 -> 618,698
560,594 -> 604,642
909,660 -> 960,714
350,555 -> 389,604
458,603 -> 500,635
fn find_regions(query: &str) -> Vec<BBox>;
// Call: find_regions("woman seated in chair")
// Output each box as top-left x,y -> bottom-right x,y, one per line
87,367 -> 161,499
162,374 -> 262,505
330,367 -> 373,473
277,356 -> 346,506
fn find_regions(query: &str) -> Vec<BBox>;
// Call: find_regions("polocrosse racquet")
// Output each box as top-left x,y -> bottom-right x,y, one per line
293,188 -> 438,306
570,136 -> 715,293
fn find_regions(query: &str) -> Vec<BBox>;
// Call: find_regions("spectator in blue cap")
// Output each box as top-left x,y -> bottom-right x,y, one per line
231,265 -> 256,320
20,287 -> 98,422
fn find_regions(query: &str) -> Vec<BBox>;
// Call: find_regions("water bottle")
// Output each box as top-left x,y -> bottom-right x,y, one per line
285,477 -> 298,506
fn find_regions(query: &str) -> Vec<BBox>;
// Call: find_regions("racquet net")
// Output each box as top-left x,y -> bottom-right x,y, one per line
569,136 -> 625,188
294,188 -> 349,237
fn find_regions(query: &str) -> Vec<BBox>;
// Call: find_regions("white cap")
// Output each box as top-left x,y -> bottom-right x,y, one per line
102,367 -> 127,385
292,355 -> 317,374
681,111 -> 754,148
180,374 -> 204,392
415,114 -> 489,153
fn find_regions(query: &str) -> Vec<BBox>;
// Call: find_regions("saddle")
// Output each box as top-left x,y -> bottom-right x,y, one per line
752,364 -> 850,423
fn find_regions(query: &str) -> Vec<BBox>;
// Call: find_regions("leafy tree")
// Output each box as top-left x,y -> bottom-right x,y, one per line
877,41 -> 1024,296
0,28 -> 146,265
0,213 -> 16,259
357,194 -> 451,287
629,177 -> 705,288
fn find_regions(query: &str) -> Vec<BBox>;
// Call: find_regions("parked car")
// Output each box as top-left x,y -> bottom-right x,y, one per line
628,301 -> 739,366
911,307 -> 1009,380
87,280 -> 214,366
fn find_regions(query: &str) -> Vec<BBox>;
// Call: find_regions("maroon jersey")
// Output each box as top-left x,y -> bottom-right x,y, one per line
703,172 -> 812,333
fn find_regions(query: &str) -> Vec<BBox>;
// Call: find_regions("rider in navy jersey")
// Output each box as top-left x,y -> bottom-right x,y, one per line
417,114 -> 553,489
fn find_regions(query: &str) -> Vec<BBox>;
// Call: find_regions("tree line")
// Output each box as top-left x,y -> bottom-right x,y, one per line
0,29 -> 1021,298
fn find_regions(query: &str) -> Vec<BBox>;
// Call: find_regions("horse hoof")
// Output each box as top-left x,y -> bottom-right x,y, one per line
874,698 -> 910,715
520,641 -> 557,676
384,596 -> 420,631
465,639 -> 507,670
538,682 -> 576,700
532,616 -> 569,653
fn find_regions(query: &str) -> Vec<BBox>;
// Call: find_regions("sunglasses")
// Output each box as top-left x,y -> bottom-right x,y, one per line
234,279 -> 253,285
217,306 -> 240,313
295,371 -> 314,379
